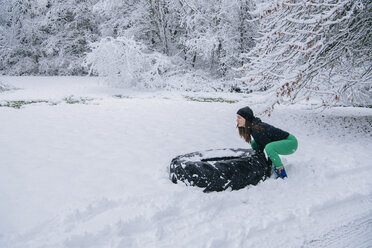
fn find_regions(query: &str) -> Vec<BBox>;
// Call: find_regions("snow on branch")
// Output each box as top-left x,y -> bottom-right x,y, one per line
238,0 -> 371,111
84,36 -> 174,89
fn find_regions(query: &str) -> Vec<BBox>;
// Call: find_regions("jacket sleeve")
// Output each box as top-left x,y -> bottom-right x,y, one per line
251,139 -> 258,151
251,129 -> 271,151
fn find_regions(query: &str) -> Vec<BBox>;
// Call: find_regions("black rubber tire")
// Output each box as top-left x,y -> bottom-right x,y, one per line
169,148 -> 272,192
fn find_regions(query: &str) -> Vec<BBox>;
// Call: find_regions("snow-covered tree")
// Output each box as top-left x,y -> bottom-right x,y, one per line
89,0 -> 256,79
84,36 -> 174,88
178,0 -> 255,77
37,0 -> 101,75
92,0 -> 173,55
239,0 -> 371,111
0,0 -> 100,75
0,0 -> 45,75
0,0 -> 257,81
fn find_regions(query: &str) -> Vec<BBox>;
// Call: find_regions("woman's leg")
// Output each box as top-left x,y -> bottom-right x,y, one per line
264,134 -> 298,168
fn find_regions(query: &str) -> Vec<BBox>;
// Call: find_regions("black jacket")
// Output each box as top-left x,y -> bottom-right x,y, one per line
251,118 -> 289,151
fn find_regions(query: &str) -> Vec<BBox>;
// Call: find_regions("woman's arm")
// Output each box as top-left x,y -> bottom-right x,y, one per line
251,139 -> 258,151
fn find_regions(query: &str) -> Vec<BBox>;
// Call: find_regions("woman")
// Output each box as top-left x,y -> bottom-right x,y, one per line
236,106 -> 298,178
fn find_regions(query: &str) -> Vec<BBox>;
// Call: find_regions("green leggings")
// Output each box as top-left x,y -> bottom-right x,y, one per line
251,134 -> 298,168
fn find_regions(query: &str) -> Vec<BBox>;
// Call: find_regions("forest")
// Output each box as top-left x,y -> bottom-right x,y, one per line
0,0 -> 371,108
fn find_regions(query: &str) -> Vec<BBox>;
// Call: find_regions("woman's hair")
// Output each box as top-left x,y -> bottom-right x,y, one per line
238,121 -> 252,143
238,120 -> 264,143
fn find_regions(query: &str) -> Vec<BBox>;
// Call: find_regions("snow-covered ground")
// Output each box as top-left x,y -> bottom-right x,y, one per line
0,76 -> 371,248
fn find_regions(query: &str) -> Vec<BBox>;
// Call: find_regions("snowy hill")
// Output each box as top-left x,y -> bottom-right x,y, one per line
0,76 -> 371,248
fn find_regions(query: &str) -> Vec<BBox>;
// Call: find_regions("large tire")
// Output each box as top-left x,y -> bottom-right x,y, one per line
169,148 -> 272,192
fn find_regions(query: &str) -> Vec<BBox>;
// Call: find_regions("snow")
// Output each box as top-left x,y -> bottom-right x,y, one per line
176,149 -> 248,163
0,76 -> 371,248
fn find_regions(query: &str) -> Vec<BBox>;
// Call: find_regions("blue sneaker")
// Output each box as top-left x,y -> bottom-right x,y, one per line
274,166 -> 287,179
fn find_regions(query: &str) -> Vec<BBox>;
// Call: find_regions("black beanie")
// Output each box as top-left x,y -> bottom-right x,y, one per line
237,106 -> 254,122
